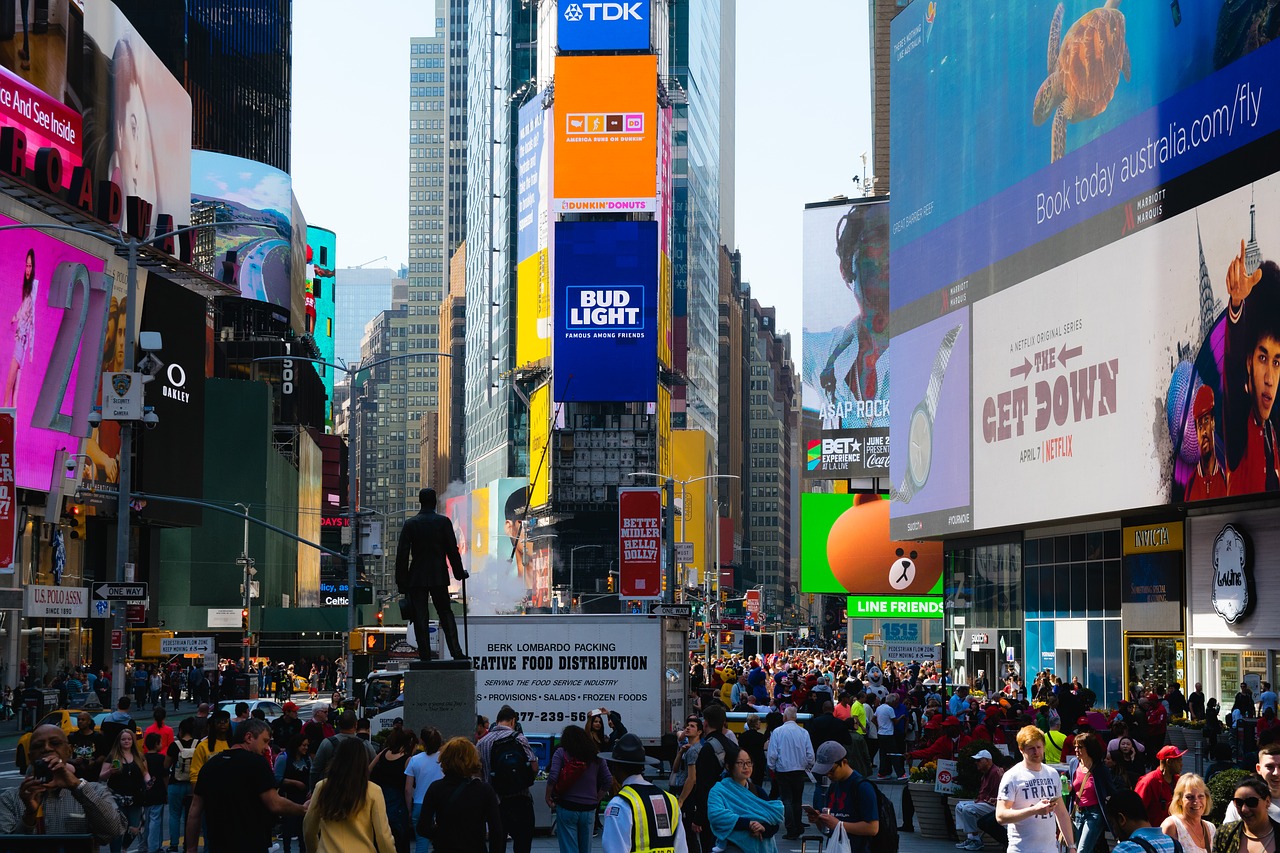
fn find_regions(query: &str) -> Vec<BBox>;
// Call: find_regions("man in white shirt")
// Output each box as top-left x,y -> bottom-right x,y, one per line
874,694 -> 899,779
996,725 -> 1075,853
767,706 -> 815,840
1223,742 -> 1280,823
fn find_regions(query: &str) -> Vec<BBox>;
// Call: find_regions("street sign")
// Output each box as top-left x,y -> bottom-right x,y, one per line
126,604 -> 145,624
707,623 -> 723,631
202,651 -> 218,671
744,590 -> 761,615
650,603 -> 692,618
864,639 -> 885,648
674,542 -> 694,563
110,629 -> 124,650
160,637 -> 215,655
884,643 -> 939,661
94,583 -> 148,601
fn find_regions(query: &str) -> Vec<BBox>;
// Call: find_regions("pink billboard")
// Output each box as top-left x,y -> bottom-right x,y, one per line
0,215 -> 109,492
0,66 -> 82,191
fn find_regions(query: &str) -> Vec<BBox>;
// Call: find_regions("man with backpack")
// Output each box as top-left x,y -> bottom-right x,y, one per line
309,710 -> 376,789
690,704 -> 736,853
478,704 -> 539,853
805,741 -> 890,853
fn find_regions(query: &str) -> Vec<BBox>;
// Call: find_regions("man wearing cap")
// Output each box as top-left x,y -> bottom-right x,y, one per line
908,716 -> 971,764
1134,745 -> 1183,826
602,733 -> 686,853
803,742 -> 878,853
954,749 -> 1005,850
1188,384 -> 1230,498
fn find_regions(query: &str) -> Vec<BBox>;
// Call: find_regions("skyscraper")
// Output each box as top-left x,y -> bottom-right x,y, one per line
332,267 -> 398,370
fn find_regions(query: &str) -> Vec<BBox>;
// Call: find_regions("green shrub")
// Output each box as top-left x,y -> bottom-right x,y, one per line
1207,768 -> 1253,824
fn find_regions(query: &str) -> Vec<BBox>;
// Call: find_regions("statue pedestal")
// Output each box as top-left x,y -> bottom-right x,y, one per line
402,665 -> 477,742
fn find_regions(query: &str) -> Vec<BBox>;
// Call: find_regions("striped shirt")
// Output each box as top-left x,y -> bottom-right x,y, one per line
477,724 -> 537,797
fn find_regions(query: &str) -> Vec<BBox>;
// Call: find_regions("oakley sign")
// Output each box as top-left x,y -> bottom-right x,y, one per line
559,0 -> 650,51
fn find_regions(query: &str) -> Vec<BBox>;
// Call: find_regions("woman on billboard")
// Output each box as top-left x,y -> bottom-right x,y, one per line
4,248 -> 36,408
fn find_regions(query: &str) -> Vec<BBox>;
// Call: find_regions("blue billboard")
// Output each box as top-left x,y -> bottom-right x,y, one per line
558,0 -> 651,51
516,99 -> 549,263
553,221 -> 658,402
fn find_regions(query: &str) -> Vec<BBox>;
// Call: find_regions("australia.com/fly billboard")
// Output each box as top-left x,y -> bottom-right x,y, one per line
888,1 -> 1280,538
553,221 -> 658,402
802,198 -> 891,479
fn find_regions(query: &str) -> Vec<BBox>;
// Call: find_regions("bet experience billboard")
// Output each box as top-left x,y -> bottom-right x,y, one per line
803,198 -> 891,479
552,55 -> 657,213
800,494 -> 943,618
558,0 -> 651,51
888,1 -> 1280,538
554,221 -> 658,402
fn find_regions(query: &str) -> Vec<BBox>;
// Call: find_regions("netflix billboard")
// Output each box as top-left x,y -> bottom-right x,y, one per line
618,487 -> 662,600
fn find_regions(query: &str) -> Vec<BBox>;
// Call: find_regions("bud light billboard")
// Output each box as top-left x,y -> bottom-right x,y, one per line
553,221 -> 658,402
558,0 -> 651,52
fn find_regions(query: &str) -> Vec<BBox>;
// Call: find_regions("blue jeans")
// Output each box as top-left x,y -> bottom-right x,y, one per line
412,802 -> 431,853
110,802 -> 143,853
1073,804 -> 1107,853
555,805 -> 596,853
145,803 -> 165,852
168,782 -> 191,848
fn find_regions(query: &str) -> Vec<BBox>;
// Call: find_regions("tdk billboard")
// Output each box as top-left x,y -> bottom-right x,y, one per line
554,221 -> 658,402
558,0 -> 651,52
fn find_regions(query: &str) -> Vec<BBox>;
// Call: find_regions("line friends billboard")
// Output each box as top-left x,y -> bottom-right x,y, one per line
552,55 -> 657,213
554,221 -> 658,402
803,198 -> 891,479
888,0 -> 1280,538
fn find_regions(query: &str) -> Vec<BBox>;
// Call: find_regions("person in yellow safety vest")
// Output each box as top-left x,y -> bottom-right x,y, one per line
602,733 -> 687,853
1044,718 -> 1068,764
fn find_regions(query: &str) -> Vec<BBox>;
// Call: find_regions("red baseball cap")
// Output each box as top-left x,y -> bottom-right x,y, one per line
1193,385 -> 1215,419
282,701 -> 299,712
1157,745 -> 1186,760
943,715 -> 962,727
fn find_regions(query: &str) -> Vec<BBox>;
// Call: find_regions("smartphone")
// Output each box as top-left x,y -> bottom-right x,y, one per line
32,758 -> 53,782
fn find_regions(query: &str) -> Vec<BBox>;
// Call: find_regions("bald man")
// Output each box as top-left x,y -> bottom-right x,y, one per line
0,723 -> 127,843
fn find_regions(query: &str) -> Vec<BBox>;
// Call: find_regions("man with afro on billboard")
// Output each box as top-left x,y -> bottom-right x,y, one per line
1224,240 -> 1280,495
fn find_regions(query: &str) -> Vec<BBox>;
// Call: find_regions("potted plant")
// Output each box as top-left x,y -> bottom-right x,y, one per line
906,761 -> 952,838
1168,715 -> 1190,749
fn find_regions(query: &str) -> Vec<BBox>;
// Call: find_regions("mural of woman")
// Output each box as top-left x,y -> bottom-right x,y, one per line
84,296 -> 127,484
4,249 -> 37,408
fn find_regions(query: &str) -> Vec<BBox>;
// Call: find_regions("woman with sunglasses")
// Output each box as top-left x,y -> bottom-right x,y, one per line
1161,773 -> 1214,853
1212,776 -> 1280,853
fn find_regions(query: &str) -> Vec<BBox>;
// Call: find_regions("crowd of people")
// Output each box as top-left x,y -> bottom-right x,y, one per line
6,644 -> 1280,853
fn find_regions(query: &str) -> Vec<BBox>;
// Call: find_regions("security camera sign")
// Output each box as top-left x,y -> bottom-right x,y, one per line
101,372 -> 143,420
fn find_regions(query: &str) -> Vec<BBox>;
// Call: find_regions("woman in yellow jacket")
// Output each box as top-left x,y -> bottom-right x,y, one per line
304,737 -> 397,853
187,710 -> 232,785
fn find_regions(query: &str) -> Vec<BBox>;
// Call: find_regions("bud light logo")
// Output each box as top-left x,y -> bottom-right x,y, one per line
559,0 -> 650,51
565,286 -> 645,331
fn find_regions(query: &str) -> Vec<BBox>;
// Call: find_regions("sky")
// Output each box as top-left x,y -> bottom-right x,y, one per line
290,0 -> 873,344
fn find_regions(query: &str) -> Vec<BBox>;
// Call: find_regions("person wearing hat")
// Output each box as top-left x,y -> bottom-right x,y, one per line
272,700 -> 303,749
908,716 -> 971,764
954,749 -> 1005,850
1135,745 -> 1184,827
602,733 -> 686,853
802,742 -> 879,853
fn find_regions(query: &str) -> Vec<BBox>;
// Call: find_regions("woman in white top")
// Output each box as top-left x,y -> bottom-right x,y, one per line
1159,772 -> 1215,853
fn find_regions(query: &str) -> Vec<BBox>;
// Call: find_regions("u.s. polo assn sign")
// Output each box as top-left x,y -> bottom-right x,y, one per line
1212,524 -> 1255,625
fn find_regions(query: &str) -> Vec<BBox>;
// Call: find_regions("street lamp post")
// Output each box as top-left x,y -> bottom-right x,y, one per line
627,473 -> 740,604
0,216 -> 261,703
234,503 -> 255,673
254,352 -> 452,700
569,545 -> 602,613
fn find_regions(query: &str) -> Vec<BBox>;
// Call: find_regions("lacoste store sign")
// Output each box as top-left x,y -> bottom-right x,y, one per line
1211,524 -> 1255,625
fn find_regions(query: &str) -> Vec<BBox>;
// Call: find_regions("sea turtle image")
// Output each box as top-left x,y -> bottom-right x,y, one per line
1032,1 -> 1131,163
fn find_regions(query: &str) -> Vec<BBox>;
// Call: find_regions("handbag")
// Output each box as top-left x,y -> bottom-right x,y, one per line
823,820 -> 852,853
399,595 -> 416,622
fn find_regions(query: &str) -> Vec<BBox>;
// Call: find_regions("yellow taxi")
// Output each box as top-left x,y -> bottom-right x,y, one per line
15,710 -> 138,773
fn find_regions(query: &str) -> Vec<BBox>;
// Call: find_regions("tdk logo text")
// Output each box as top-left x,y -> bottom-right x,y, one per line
559,0 -> 650,50
564,3 -> 644,22
567,286 -> 644,328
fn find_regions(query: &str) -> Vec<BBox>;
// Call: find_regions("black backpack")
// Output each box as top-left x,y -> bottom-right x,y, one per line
488,731 -> 536,796
859,778 -> 898,853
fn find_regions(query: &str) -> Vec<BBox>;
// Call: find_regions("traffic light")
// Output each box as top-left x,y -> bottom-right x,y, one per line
376,610 -> 384,627
62,504 -> 85,539
607,575 -> 615,593
720,587 -> 728,602
365,632 -> 386,653
241,608 -> 250,631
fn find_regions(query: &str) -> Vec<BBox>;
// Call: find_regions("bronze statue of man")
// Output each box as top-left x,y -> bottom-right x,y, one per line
395,488 -> 468,661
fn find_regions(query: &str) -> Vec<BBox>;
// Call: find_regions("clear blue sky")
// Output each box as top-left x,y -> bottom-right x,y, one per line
290,0 -> 872,343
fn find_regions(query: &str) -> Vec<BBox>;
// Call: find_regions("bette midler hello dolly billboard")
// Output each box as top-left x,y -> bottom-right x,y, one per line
889,0 -> 1280,539
803,198 -> 891,479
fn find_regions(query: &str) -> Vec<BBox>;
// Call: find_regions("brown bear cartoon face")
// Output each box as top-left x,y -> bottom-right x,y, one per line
889,548 -> 919,591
